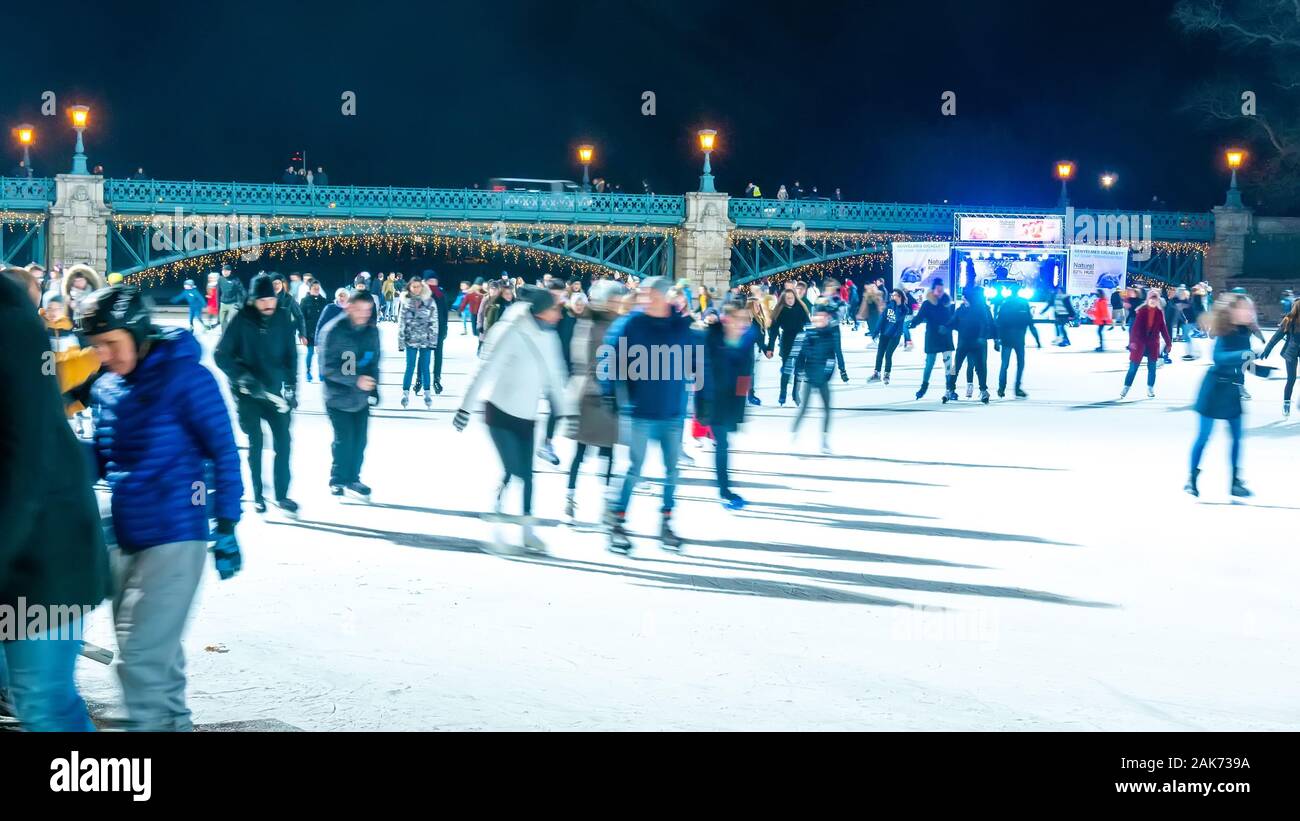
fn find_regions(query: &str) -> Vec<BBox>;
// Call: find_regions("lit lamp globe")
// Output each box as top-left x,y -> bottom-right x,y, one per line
1055,160 -> 1074,207
577,144 -> 594,191
697,129 -> 718,193
68,105 -> 91,175
14,123 -> 34,177
1224,149 -> 1246,207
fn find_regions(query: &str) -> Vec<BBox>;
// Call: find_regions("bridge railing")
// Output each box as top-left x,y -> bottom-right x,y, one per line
728,197 -> 1215,242
0,177 -> 56,209
104,179 -> 685,224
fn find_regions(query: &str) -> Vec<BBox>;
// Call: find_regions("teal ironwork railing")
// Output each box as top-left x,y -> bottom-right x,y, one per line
0,176 -> 55,210
728,197 -> 1215,242
103,179 -> 686,225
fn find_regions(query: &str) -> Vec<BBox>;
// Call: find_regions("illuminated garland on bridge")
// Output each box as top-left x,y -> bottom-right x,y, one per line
109,215 -> 676,285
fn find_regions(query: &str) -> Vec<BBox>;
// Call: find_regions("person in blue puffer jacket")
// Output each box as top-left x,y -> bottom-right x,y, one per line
83,285 -> 244,732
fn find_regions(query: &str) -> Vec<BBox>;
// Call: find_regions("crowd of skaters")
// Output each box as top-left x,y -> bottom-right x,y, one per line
1,252 -> 1296,732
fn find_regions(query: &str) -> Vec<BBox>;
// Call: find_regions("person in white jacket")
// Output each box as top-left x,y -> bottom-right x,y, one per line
453,285 -> 570,553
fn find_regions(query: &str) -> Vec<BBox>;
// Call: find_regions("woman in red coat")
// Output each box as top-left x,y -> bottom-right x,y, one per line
1120,288 -> 1173,399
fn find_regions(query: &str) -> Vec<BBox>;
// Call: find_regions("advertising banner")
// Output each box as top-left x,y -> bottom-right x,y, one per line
958,216 -> 1063,244
1066,244 -> 1129,294
892,241 -> 951,291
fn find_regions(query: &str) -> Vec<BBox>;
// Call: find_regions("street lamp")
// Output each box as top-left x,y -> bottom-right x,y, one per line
13,124 -> 34,177
577,144 -> 594,192
1224,148 -> 1246,208
68,105 -> 90,175
1055,160 -> 1075,208
697,129 -> 718,193
1100,172 -> 1116,189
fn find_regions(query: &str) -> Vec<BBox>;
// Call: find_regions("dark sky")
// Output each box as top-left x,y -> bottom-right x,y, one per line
4,0 -> 1247,213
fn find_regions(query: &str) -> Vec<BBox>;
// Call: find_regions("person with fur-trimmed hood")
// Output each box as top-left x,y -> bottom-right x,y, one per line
61,263 -> 104,329
39,292 -> 102,426
215,273 -> 299,516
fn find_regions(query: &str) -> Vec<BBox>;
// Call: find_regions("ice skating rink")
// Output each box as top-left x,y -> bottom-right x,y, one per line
76,317 -> 1300,730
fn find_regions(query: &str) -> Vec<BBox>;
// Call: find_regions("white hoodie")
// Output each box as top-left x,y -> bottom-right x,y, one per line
462,302 -> 570,421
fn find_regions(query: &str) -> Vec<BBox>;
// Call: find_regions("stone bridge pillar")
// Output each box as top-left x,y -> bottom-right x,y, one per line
47,174 -> 111,272
674,192 -> 733,294
1204,205 -> 1250,295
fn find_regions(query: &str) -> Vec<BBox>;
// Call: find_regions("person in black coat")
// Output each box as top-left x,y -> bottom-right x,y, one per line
696,302 -> 761,508
1262,299 -> 1300,417
789,304 -> 848,452
215,273 -> 300,514
271,273 -> 305,339
994,289 -> 1034,398
1188,295 -> 1259,498
766,289 -> 810,405
945,286 -> 996,403
0,268 -> 111,731
909,279 -> 954,399
298,281 -> 330,382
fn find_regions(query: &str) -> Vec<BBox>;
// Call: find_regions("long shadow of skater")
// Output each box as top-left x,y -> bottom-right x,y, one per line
650,554 -> 1111,608
513,556 -> 914,608
343,500 -> 564,528
731,450 -> 1062,472
751,500 -> 937,521
687,537 -> 986,569
732,509 -> 1077,547
720,468 -> 943,488
266,519 -> 484,554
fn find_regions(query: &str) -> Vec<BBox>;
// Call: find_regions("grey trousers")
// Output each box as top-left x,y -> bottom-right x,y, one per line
112,540 -> 207,732
219,303 -> 240,330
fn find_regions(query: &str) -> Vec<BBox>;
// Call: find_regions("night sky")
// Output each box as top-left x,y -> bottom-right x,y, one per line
2,0 -> 1258,282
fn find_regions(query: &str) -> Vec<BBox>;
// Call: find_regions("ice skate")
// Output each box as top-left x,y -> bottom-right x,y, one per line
883,373 -> 890,385
1230,475 -> 1252,499
521,517 -> 548,555
915,383 -> 928,400
345,481 -> 371,502
608,518 -> 632,554
564,490 -> 577,522
254,499 -> 267,514
868,372 -> 881,383
965,383 -> 974,399
1285,401 -> 1292,418
330,484 -> 344,496
537,442 -> 560,466
424,393 -> 432,409
722,492 -> 747,511
401,390 -> 409,408
1184,469 -> 1200,498
1015,388 -> 1028,399
980,389 -> 990,404
660,515 -> 683,551
1119,385 -> 1129,399
433,380 -> 444,395
276,498 -> 300,519
1146,387 -> 1155,399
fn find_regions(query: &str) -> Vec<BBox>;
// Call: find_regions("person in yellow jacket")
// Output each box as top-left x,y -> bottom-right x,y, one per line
40,292 -> 102,425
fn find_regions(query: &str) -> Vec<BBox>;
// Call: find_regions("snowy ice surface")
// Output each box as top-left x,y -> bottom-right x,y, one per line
75,316 -> 1300,730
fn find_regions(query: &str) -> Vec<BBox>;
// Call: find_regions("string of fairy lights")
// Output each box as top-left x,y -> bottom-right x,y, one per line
108,215 -> 677,285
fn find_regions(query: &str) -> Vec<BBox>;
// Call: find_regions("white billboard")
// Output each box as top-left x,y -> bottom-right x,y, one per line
1066,244 -> 1129,294
892,242 -> 951,291
958,216 -> 1063,244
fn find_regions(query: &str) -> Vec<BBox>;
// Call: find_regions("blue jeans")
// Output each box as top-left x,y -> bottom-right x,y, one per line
402,347 -> 432,392
1190,414 -> 1243,476
305,343 -> 316,377
612,417 -> 683,514
1,621 -> 94,731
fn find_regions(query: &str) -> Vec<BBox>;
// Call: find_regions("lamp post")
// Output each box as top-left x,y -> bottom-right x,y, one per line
68,105 -> 90,175
1099,172 -> 1116,207
577,144 -> 594,192
1224,148 -> 1246,208
14,124 -> 34,177
697,129 -> 717,193
1055,160 -> 1074,208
